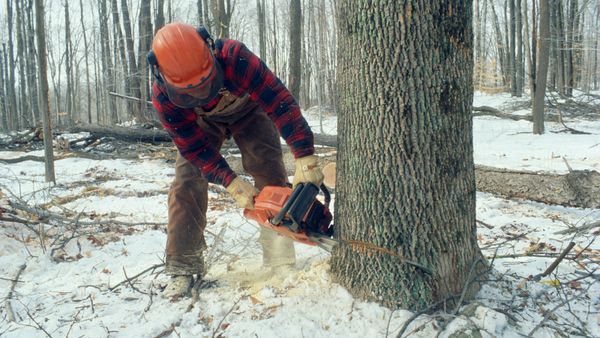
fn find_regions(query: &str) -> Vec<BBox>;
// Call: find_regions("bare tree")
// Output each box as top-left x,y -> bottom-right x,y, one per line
64,1 -> 75,125
210,0 -> 234,38
121,0 -> 141,120
534,0 -> 551,134
288,0 -> 302,100
35,0 -> 56,183
98,0 -> 118,124
256,0 -> 267,62
137,0 -> 152,121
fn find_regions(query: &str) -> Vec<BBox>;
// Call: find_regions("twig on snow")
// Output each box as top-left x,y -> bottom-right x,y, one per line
527,295 -> 576,337
5,264 -> 26,322
19,299 -> 53,338
122,267 -> 148,294
211,297 -> 243,338
555,219 -> 600,235
109,263 -> 165,292
537,242 -> 576,279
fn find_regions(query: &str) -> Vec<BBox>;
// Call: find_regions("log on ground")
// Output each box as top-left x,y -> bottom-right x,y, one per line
475,165 -> 600,209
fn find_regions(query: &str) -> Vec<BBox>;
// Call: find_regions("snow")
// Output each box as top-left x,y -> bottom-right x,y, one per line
1,92 -> 599,337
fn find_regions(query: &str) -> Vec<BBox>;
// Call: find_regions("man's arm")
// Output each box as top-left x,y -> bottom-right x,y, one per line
224,41 -> 315,158
151,83 -> 237,187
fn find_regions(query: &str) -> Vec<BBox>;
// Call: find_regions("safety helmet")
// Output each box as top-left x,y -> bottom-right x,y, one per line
148,23 -> 223,108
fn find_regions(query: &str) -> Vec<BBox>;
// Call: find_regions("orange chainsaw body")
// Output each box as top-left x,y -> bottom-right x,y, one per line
244,186 -> 317,246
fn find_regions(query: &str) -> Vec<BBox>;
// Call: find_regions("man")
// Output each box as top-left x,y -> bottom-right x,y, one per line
149,22 -> 323,297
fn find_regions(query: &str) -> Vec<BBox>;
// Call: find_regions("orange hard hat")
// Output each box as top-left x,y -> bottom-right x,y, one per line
150,23 -> 223,107
152,22 -> 214,87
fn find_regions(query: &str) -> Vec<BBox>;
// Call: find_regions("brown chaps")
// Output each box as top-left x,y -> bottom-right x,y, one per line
165,103 -> 296,276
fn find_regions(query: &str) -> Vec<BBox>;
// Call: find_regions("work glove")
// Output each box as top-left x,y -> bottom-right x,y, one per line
226,176 -> 259,209
292,155 -> 324,188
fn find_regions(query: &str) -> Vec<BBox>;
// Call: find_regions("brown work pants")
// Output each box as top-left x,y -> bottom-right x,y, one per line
165,107 -> 296,276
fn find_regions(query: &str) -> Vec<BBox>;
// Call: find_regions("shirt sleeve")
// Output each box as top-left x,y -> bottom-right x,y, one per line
151,82 -> 236,187
224,41 -> 315,158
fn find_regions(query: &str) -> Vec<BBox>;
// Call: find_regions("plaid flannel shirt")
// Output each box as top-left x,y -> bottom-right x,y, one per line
151,39 -> 314,187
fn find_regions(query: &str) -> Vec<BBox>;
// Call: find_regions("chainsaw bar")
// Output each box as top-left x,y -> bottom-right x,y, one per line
307,235 -> 339,252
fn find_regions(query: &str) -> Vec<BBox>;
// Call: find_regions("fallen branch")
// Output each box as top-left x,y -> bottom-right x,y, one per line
538,242 -> 576,278
5,264 -> 26,322
554,220 -> 600,235
109,263 -> 165,291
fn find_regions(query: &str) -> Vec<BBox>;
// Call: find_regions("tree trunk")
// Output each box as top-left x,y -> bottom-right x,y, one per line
331,1 -> 484,310
111,0 -> 129,121
121,0 -> 141,120
16,0 -> 30,127
490,0 -> 508,87
35,0 -> 56,183
0,49 -> 7,131
64,1 -> 74,125
6,0 -> 19,130
510,0 -> 517,96
270,0 -> 278,75
210,0 -> 233,38
155,0 -> 165,33
515,0 -> 523,96
25,0 -> 39,125
137,0 -> 152,121
98,0 -> 118,124
533,0 -> 550,135
257,0 -> 267,62
79,0 -> 91,123
528,0 -> 537,98
288,0 -> 302,100
594,8 -> 599,90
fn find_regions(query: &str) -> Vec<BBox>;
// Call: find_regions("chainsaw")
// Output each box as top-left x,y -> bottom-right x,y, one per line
244,183 -> 338,251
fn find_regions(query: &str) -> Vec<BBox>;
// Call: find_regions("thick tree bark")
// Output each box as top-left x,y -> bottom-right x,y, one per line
533,0 -> 550,135
288,0 -> 302,100
35,0 -> 55,183
330,1 -> 484,310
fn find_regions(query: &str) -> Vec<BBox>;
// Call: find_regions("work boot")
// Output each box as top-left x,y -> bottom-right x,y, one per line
259,227 -> 296,272
163,275 -> 194,298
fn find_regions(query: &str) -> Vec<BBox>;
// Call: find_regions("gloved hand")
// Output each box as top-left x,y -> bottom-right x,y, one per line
292,155 -> 324,188
226,177 -> 259,209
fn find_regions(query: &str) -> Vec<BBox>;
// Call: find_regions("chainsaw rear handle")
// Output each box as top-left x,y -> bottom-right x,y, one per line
270,183 -> 330,226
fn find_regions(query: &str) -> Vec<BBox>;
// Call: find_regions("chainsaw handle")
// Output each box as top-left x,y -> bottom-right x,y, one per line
270,183 -> 304,225
271,183 -> 330,225
320,184 -> 330,208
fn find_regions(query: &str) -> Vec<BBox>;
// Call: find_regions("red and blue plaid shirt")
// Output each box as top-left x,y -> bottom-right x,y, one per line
151,39 -> 314,187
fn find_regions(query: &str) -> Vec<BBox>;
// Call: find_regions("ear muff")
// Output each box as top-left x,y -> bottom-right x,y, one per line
196,25 -> 215,50
146,50 -> 163,82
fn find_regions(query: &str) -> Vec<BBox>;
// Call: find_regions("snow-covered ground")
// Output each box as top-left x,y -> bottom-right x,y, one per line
0,92 -> 599,337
